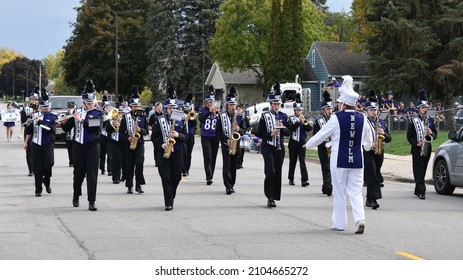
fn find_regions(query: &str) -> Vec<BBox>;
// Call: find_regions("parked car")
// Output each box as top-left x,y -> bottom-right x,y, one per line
432,127 -> 463,195
50,95 -> 82,143
454,109 -> 463,130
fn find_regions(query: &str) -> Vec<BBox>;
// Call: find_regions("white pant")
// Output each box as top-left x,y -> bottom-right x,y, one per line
330,165 -> 365,230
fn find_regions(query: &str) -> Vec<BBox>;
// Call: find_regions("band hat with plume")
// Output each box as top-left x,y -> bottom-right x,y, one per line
364,90 -> 379,109
129,85 -> 141,106
293,93 -> 303,110
226,85 -> 238,104
321,90 -> 333,109
337,75 -> 359,106
38,88 -> 51,107
416,89 -> 429,108
205,85 -> 216,102
117,95 -> 125,111
183,93 -> 193,109
30,85 -> 40,99
267,81 -> 282,104
82,79 -> 96,103
163,84 -> 178,108
102,95 -> 110,108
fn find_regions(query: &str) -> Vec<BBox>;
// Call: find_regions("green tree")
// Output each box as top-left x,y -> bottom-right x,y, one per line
324,11 -> 356,43
62,0 -> 150,99
0,57 -> 46,99
266,0 -> 284,89
146,0 -> 222,99
210,0 -> 335,91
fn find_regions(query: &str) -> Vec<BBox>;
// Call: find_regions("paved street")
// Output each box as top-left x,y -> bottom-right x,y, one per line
1,107 -> 463,260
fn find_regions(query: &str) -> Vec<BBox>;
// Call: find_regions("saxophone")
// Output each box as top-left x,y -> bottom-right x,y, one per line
163,119 -> 176,159
420,116 -> 433,157
375,117 -> 386,155
229,112 -> 241,155
130,115 -> 141,150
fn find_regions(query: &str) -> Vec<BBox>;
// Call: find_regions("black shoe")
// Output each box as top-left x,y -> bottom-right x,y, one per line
88,202 -> 97,211
365,199 -> 372,207
45,186 -> 52,194
371,200 -> 380,209
101,170 -> 105,175
165,205 -> 173,211
267,199 -> 276,208
206,180 -> 213,185
72,196 -> 79,207
35,192 -> 41,197
113,179 -> 120,184
380,183 -> 384,188
301,181 -> 310,187
108,172 -> 112,176
182,172 -> 187,177
322,185 -> 332,196
419,193 -> 426,200
289,180 -> 295,186
135,185 -> 144,194
120,177 -> 126,182
237,164 -> 243,169
127,187 -> 133,194
28,172 -> 33,177
226,189 -> 233,195
231,188 -> 235,193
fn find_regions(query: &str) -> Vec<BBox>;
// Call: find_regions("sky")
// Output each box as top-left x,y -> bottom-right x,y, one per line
0,0 -> 352,61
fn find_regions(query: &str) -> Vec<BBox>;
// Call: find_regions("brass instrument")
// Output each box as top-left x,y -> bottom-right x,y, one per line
229,112 -> 241,155
163,119 -> 176,158
109,108 -> 122,132
375,117 -> 386,156
420,116 -> 433,157
188,106 -> 197,120
299,114 -> 309,126
130,115 -> 141,150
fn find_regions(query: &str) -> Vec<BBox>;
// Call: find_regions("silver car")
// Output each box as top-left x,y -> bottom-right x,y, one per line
433,127 -> 463,195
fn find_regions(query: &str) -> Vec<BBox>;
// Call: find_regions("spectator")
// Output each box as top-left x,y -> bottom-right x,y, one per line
327,77 -> 340,88
249,136 -> 262,153
406,102 -> 417,121
435,102 -> 445,130
396,101 -> 409,130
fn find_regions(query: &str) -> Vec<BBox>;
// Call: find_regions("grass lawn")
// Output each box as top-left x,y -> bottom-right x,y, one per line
304,130 -> 450,158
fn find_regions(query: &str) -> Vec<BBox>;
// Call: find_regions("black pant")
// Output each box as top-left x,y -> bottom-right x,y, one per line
156,148 -> 182,207
363,150 -> 382,201
182,134 -> 195,174
31,143 -> 54,194
237,147 -> 245,167
109,140 -> 123,181
412,146 -> 431,195
288,140 -> 308,182
123,142 -> 145,188
317,144 -> 332,191
262,143 -> 284,200
221,143 -> 238,190
25,133 -> 33,174
72,142 -> 100,202
65,140 -> 73,166
201,136 -> 219,181
99,135 -> 112,173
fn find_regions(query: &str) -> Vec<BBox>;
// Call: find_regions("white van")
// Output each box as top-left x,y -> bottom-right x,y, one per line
246,82 -> 303,134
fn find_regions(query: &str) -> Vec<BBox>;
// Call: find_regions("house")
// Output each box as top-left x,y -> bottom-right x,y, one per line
204,62 -> 264,107
302,42 -> 370,110
205,42 -> 371,111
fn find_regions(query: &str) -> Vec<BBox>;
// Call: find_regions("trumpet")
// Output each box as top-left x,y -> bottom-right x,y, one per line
299,114 -> 309,126
187,106 -> 197,120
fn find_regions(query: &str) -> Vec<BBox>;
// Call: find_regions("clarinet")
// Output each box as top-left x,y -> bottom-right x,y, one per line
275,110 -> 281,151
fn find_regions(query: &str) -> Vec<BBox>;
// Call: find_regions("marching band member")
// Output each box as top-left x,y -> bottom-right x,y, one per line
305,75 -> 373,234
199,85 -> 220,186
106,103 -> 125,185
148,101 -> 164,167
257,81 -> 290,208
235,104 -> 250,169
216,86 -> 246,195
152,85 -> 187,211
313,91 -> 333,196
181,93 -> 197,177
287,93 -> 312,187
21,88 -> 40,176
119,86 -> 149,194
363,91 -> 391,209
407,89 -> 437,200
62,79 -> 103,211
99,96 -> 112,176
24,90 -> 57,197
